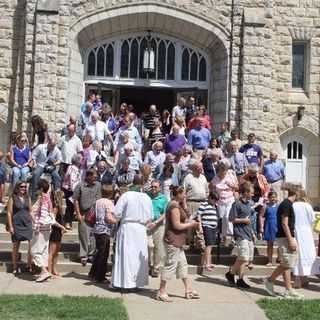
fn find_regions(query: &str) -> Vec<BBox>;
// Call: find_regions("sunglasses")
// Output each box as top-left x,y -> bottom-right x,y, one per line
20,140 -> 27,143
20,185 -> 27,188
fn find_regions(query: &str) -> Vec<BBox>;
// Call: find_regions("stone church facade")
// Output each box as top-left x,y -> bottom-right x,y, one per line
0,0 -> 319,203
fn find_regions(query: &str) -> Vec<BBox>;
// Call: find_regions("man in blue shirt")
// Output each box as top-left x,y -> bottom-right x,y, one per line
187,117 -> 211,151
239,133 -> 263,171
147,180 -> 168,277
263,150 -> 285,200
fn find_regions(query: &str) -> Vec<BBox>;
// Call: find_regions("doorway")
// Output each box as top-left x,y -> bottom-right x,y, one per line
120,87 -> 175,116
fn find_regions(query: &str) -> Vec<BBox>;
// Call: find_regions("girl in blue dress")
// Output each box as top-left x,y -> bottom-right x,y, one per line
263,191 -> 278,266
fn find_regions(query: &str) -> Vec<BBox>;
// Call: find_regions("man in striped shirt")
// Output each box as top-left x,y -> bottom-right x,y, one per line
197,192 -> 220,272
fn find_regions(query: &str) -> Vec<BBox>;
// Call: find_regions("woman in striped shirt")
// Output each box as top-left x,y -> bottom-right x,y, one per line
197,192 -> 220,272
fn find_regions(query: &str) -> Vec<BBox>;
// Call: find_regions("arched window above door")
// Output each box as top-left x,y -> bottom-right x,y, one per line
287,141 -> 303,160
85,33 -> 209,88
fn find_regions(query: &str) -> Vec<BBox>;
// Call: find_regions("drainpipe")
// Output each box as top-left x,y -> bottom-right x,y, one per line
227,0 -> 235,126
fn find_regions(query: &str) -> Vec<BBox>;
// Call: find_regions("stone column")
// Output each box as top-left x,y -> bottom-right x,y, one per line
32,7 -> 60,125
240,6 -> 275,151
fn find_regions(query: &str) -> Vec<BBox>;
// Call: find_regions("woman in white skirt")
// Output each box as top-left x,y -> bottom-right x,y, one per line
293,189 -> 317,288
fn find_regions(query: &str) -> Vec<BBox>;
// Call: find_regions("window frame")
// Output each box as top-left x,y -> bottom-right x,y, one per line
291,40 -> 310,93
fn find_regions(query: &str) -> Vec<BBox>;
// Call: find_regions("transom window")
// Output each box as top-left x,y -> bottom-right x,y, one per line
85,33 -> 209,87
287,141 -> 303,160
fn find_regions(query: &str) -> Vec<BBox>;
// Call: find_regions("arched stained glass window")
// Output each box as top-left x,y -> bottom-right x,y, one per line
181,49 -> 190,81
88,51 -> 96,76
86,34 -> 208,84
106,45 -> 114,77
120,41 -> 129,78
167,43 -> 175,80
199,57 -> 207,82
190,53 -> 198,81
97,47 -> 105,76
158,41 -> 166,80
130,39 -> 139,78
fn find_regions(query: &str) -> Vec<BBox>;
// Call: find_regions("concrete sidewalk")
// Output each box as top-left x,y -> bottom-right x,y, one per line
0,273 -> 319,320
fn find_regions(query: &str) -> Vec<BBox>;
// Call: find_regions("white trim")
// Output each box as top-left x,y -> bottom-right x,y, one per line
84,32 -> 210,90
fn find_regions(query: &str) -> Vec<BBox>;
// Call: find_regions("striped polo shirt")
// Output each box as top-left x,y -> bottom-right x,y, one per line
197,201 -> 219,229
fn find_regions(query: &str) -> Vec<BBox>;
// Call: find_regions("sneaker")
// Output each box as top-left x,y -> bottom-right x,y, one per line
282,289 -> 304,300
35,272 -> 51,283
225,271 -> 235,286
236,279 -> 251,289
264,278 -> 277,297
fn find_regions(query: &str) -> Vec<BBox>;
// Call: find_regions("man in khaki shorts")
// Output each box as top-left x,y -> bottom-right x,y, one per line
264,184 -> 303,299
225,182 -> 255,289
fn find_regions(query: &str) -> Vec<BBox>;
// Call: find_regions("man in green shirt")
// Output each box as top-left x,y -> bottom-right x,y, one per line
147,179 -> 169,277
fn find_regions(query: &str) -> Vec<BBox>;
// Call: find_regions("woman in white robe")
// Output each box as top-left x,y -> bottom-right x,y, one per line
111,181 -> 153,289
293,190 -> 317,288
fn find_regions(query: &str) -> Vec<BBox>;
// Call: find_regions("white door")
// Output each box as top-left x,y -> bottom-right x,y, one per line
285,140 -> 307,188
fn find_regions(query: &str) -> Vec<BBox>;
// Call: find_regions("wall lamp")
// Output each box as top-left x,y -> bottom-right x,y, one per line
297,105 -> 305,121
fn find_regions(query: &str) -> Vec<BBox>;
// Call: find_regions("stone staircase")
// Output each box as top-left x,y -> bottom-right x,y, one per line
0,211 -> 318,277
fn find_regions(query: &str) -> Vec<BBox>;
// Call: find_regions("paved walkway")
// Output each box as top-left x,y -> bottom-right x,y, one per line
0,273 -> 319,320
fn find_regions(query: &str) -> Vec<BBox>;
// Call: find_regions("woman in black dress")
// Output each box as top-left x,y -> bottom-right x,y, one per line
6,181 -> 33,273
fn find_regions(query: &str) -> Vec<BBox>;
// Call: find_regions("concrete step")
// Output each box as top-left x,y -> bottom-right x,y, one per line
0,250 -> 275,265
0,261 -> 276,276
0,239 -> 279,256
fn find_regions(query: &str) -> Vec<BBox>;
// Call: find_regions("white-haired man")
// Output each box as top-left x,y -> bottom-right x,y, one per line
263,150 -> 285,200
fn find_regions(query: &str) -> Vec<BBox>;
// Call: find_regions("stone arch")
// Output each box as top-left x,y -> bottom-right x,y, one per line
280,126 -> 320,203
67,3 -> 230,125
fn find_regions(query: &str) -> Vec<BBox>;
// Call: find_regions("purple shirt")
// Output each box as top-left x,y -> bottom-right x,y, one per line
164,134 -> 186,154
239,143 -> 262,165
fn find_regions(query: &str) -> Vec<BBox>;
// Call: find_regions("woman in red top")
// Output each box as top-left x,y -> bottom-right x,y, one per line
188,105 -> 212,130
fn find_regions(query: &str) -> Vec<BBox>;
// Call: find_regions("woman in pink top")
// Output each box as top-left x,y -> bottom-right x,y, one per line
210,160 -> 238,242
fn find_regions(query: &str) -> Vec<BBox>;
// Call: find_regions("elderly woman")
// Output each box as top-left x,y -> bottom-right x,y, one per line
210,160 -> 238,242
144,141 -> 166,177
118,143 -> 142,173
100,103 -> 117,135
293,189 -> 317,288
62,154 -> 82,230
9,134 -> 32,187
164,124 -> 186,154
157,186 -> 200,302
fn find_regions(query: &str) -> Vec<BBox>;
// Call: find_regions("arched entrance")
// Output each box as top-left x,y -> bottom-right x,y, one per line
68,4 -> 230,128
84,32 -> 210,114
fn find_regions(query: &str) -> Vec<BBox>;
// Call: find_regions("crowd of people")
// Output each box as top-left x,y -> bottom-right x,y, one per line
4,93 -> 319,300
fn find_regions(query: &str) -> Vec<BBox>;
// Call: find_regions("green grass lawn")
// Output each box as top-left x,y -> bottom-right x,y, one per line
258,299 -> 320,320
0,295 -> 128,320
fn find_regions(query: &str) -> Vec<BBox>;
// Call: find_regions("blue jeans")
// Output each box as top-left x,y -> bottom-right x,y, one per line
12,166 -> 30,187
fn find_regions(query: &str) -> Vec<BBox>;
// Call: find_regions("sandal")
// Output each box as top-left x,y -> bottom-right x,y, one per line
156,291 -> 172,302
247,263 -> 254,270
185,290 -> 200,299
205,265 -> 214,272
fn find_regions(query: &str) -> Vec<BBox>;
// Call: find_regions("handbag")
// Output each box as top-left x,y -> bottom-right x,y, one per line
313,214 -> 320,233
84,205 -> 96,228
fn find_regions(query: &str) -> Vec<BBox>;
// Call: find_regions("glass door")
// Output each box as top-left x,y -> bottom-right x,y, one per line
85,84 -> 120,112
